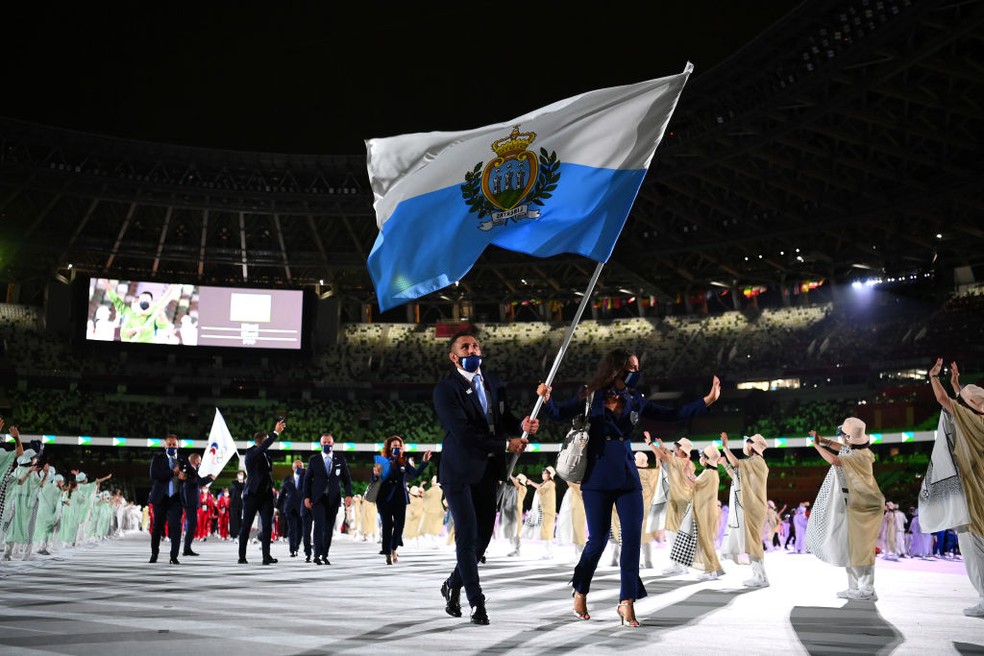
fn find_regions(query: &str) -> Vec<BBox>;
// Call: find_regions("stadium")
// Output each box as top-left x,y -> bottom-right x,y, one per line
0,2 -> 982,654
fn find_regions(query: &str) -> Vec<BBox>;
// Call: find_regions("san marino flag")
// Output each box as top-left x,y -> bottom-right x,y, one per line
366,63 -> 693,311
198,407 -> 238,478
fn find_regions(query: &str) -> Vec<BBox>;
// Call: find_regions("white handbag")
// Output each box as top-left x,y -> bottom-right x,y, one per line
555,393 -> 593,483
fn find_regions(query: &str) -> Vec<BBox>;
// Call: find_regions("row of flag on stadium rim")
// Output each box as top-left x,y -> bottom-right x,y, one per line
190,63 -> 696,476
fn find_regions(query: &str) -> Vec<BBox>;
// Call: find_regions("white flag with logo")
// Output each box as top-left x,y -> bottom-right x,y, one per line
199,407 -> 238,478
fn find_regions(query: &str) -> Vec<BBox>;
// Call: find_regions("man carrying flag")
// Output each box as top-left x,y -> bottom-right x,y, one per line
366,65 -> 695,623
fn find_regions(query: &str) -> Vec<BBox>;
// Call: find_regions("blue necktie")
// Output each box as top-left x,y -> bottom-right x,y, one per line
168,457 -> 175,496
473,374 -> 489,415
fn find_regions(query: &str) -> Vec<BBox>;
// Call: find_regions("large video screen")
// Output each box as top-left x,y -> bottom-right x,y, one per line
85,278 -> 305,350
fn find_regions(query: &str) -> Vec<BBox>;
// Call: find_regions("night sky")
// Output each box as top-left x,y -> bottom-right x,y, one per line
2,4 -> 795,155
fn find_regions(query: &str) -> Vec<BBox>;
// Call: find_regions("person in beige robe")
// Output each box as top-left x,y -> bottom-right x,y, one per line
420,477 -> 446,545
929,359 -> 984,616
502,474 -> 528,556
692,445 -> 724,579
566,481 -> 587,560
809,417 -> 885,601
647,435 -> 696,574
359,492 -> 379,544
636,451 -> 660,568
404,485 -> 425,542
528,466 -> 557,558
878,501 -> 903,560
721,432 -> 771,587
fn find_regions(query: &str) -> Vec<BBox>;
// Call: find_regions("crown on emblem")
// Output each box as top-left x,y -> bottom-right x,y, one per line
491,126 -> 536,158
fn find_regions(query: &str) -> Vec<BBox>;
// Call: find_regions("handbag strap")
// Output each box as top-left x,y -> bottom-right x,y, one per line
573,391 -> 593,429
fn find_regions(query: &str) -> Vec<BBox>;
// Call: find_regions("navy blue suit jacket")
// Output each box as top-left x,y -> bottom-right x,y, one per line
303,453 -> 353,503
433,368 -> 524,487
277,469 -> 305,515
243,432 -> 279,500
180,465 -> 213,509
542,385 -> 709,492
373,458 -> 429,505
148,451 -> 186,506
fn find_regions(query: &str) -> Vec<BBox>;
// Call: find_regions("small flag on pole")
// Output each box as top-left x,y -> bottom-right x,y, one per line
198,407 -> 238,478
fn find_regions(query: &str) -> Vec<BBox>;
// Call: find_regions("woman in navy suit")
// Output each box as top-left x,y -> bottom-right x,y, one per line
538,348 -> 720,626
372,435 -> 432,565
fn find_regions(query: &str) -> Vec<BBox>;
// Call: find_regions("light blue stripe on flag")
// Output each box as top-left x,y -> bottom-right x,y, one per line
369,164 -> 644,310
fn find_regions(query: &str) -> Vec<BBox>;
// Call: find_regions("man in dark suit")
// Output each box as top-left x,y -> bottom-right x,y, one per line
300,469 -> 314,562
303,433 -> 353,565
148,434 -> 188,564
433,329 -> 536,625
237,418 -> 286,565
277,459 -> 305,557
180,453 -> 215,557
229,470 -> 245,539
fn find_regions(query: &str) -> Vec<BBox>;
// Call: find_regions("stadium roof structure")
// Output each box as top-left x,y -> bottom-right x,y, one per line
1,0 -> 982,315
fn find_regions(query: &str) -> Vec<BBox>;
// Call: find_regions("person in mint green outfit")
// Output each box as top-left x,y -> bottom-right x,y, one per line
99,279 -> 178,343
2,449 -> 45,561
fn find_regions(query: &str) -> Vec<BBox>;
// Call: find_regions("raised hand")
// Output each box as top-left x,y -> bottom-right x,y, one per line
704,376 -> 722,406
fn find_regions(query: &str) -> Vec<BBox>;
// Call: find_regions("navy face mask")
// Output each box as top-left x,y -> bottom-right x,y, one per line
139,300 -> 151,311
322,444 -> 333,454
622,370 -> 641,388
458,355 -> 482,373
391,447 -> 402,457
165,447 -> 177,457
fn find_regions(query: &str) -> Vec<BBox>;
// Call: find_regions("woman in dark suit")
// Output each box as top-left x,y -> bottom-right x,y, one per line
372,435 -> 432,564
538,348 -> 720,626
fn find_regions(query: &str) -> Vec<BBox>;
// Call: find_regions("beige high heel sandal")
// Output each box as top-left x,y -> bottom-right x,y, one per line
617,600 -> 639,627
572,591 -> 590,620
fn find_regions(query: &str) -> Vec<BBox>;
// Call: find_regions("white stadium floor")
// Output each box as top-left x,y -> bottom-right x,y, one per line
0,530 -> 981,656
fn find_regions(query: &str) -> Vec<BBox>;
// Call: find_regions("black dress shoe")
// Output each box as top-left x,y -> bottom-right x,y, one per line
313,556 -> 323,565
289,551 -> 297,557
149,554 -> 158,563
169,557 -> 181,565
238,558 -> 248,564
182,550 -> 199,557
322,559 -> 331,565
441,581 -> 462,618
262,557 -> 278,565
470,603 -> 489,625
305,555 -> 311,563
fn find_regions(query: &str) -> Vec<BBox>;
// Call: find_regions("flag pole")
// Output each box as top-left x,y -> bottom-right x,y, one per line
505,260 -> 605,481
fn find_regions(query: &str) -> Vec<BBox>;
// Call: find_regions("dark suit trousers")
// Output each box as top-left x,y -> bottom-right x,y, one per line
183,508 -> 198,553
444,463 -> 498,607
311,495 -> 340,558
285,509 -> 302,553
151,494 -> 183,560
301,513 -> 313,556
229,500 -> 243,538
378,492 -> 407,554
239,493 -> 274,559
573,487 -> 646,601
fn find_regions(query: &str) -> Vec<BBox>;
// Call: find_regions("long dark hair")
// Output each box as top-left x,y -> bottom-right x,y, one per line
583,348 -> 635,398
382,435 -> 407,465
